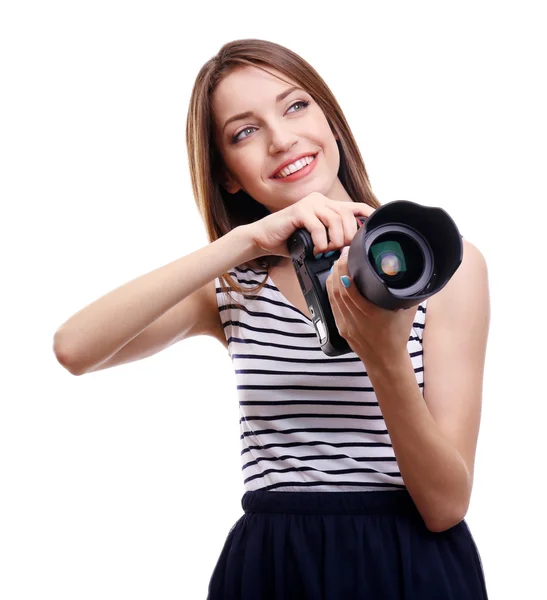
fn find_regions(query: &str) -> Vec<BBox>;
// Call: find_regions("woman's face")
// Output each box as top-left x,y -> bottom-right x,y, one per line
211,65 -> 351,213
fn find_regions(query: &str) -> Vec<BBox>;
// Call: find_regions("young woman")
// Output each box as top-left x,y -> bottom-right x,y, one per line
54,39 -> 490,599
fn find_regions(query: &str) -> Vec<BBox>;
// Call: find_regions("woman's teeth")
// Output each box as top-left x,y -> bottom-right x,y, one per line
274,155 -> 316,179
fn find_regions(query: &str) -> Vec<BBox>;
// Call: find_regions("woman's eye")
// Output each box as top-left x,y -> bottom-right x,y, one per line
287,100 -> 310,113
233,126 -> 257,143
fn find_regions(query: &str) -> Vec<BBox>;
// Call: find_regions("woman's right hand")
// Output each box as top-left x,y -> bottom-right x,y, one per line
243,192 -> 377,258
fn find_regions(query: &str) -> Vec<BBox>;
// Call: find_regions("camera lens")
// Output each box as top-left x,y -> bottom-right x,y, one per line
369,232 -> 425,289
371,241 -> 405,277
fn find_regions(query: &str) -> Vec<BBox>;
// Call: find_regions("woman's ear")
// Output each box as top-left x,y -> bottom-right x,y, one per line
219,168 -> 242,194
223,178 -> 241,195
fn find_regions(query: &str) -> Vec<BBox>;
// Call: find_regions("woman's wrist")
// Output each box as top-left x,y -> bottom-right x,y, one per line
228,224 -> 264,264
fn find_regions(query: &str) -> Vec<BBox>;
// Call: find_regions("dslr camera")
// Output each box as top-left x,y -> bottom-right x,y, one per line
286,200 -> 463,356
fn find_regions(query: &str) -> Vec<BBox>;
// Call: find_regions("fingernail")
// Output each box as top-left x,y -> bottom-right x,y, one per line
314,253 -> 323,259
341,276 -> 351,288
341,246 -> 349,257
324,250 -> 336,258
329,266 -> 333,274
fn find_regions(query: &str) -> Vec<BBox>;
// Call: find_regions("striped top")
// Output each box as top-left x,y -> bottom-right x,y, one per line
214,266 -> 428,493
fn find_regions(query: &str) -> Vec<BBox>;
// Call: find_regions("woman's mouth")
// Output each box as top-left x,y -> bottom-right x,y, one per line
272,153 -> 318,182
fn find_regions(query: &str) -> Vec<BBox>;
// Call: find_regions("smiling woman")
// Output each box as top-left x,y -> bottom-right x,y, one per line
54,37 -> 489,600
181,39 -> 490,600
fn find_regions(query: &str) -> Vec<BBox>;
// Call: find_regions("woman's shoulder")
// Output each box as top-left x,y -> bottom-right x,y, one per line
424,237 -> 488,325
444,238 -> 487,299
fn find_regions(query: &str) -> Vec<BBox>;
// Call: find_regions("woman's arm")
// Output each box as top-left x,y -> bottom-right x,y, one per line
54,192 -> 373,375
53,225 -> 258,375
362,239 -> 490,532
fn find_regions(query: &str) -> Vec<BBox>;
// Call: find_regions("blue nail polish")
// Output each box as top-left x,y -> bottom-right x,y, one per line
341,276 -> 351,288
314,253 -> 323,259
324,250 -> 336,258
329,266 -> 333,274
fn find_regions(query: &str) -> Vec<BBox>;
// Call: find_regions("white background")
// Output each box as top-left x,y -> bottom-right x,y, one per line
1,1 -> 545,598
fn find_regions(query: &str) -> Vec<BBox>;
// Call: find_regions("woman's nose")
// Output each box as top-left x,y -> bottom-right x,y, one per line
268,127 -> 298,155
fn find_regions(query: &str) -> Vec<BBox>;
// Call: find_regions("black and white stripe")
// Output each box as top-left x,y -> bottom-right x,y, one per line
215,266 -> 427,492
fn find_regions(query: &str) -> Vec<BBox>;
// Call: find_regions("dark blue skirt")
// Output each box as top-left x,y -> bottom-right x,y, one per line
207,489 -> 488,599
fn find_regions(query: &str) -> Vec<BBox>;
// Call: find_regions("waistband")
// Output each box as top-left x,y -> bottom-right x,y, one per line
241,489 -> 421,516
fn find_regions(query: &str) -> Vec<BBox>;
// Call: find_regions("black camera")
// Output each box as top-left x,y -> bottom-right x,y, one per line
286,200 -> 463,356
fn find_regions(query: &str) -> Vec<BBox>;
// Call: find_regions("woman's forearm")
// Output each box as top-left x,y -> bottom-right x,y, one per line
53,225 -> 258,374
364,351 -> 471,533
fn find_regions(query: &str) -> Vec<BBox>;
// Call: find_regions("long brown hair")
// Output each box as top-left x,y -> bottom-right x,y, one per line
185,38 -> 381,304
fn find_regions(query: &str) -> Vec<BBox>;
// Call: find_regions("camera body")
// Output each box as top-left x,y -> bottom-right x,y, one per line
286,200 -> 463,357
286,230 -> 347,356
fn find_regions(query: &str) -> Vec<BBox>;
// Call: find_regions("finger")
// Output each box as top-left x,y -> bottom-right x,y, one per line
326,269 -> 343,320
336,249 -> 349,271
337,270 -> 371,316
307,206 -> 344,255
304,218 -> 330,256
327,259 -> 342,297
328,205 -> 366,247
319,206 -> 346,250
325,264 -> 336,307
328,257 -> 341,279
340,212 -> 360,247
330,199 -> 375,220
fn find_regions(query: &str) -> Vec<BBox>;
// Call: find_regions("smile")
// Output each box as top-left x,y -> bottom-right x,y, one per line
273,154 -> 318,181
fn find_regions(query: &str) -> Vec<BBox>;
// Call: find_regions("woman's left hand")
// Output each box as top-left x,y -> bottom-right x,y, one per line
325,247 -> 418,367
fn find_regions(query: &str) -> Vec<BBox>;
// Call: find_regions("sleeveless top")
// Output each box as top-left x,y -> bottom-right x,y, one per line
214,266 -> 428,493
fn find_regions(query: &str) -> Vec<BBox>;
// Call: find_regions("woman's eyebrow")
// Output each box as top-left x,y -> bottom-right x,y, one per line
222,85 -> 302,133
